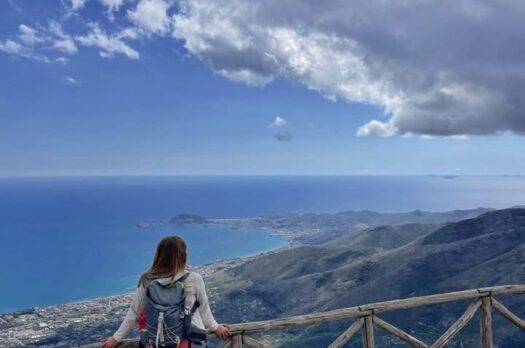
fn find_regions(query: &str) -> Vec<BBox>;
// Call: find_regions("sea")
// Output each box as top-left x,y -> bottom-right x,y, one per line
1,175 -> 525,313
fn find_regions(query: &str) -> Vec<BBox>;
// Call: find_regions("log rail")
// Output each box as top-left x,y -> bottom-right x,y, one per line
82,284 -> 525,348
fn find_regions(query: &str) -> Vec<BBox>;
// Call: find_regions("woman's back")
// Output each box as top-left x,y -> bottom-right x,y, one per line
101,236 -> 230,348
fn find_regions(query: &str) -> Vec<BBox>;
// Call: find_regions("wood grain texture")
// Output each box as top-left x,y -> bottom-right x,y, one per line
374,316 -> 428,348
79,285 -> 525,348
327,319 -> 363,348
362,316 -> 374,348
480,297 -> 493,348
224,285 -> 525,334
430,299 -> 481,348
242,335 -> 267,348
231,334 -> 242,348
492,298 -> 525,329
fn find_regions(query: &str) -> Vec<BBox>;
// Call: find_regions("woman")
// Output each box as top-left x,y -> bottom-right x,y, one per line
101,236 -> 231,348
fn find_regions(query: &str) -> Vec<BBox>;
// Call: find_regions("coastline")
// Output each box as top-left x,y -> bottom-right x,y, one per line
0,228 -> 294,347
1,223 -> 293,314
209,217 -> 313,246
138,215 -> 311,247
1,206 -> 513,347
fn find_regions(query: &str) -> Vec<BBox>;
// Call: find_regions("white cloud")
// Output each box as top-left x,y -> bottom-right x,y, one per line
76,24 -> 139,59
54,39 -> 78,54
99,0 -> 126,13
48,21 -> 78,55
68,0 -> 126,14
0,39 -> 30,56
128,0 -> 171,35
18,24 -> 45,45
65,76 -> 79,84
0,39 -> 51,62
55,57 -> 70,65
172,2 -> 390,99
117,27 -> 140,40
270,116 -> 286,128
0,26 -> 51,62
70,0 -> 88,10
3,0 -> 525,138
0,21 -> 79,61
357,120 -> 396,137
171,0 -> 525,137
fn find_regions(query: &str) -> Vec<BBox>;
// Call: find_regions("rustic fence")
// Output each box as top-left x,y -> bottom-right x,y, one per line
82,284 -> 525,348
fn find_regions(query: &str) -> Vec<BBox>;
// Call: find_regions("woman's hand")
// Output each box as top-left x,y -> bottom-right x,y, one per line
214,324 -> 231,339
100,337 -> 119,348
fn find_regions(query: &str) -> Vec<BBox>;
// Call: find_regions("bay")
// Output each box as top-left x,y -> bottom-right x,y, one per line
1,175 -> 525,313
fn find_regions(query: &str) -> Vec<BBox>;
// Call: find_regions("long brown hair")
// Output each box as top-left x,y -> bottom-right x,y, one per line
139,235 -> 187,286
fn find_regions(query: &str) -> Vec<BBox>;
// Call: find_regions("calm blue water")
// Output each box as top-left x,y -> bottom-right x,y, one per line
1,175 -> 525,313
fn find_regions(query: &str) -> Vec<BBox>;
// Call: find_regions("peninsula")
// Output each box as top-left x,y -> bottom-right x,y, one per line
3,207 -> 525,347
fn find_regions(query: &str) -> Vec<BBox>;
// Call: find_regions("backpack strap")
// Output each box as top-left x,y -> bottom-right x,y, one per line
177,272 -> 200,311
168,271 -> 191,288
178,271 -> 191,283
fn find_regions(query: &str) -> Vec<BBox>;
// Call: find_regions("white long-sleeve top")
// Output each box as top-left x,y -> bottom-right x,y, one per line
113,270 -> 219,342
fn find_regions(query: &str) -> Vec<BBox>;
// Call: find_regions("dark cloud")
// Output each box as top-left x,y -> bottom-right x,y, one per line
4,0 -> 524,136
273,132 -> 293,142
173,0 -> 525,136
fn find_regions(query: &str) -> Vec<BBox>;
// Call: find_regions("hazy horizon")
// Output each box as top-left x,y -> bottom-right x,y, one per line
2,173 -> 525,179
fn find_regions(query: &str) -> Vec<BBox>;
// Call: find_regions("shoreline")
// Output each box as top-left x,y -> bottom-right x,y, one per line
4,204 -> 494,316
0,230 -> 295,347
0,206 -> 507,347
1,239 -> 293,315
0,242 -> 293,347
208,217 -> 312,246
1,221 -> 292,316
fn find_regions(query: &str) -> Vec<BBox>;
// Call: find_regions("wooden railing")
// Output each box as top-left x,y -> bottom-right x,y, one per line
82,284 -> 525,348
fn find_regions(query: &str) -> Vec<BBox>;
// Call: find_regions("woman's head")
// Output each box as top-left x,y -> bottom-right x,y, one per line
140,235 -> 187,286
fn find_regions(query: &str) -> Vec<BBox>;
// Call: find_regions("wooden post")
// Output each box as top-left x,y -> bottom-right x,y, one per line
217,339 -> 232,348
480,297 -> 493,348
231,334 -> 243,348
430,299 -> 481,348
492,297 -> 525,329
242,335 -> 267,348
76,285 -> 525,348
362,315 -> 375,348
374,316 -> 428,348
328,319 -> 364,348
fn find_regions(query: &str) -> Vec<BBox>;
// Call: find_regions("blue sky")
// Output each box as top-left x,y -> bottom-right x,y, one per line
1,0 -> 525,176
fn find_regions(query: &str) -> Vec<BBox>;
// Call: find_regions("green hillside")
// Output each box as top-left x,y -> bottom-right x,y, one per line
208,208 -> 525,347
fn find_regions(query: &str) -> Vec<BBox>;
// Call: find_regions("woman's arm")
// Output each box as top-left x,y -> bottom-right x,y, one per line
194,274 -> 230,338
113,285 -> 147,341
193,273 -> 219,332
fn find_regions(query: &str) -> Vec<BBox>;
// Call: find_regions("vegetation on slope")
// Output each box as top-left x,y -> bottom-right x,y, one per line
208,208 -> 525,347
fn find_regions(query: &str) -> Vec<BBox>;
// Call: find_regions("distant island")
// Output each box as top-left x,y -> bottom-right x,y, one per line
170,213 -> 208,225
427,174 -> 459,179
4,207 -> 525,347
137,213 -> 208,227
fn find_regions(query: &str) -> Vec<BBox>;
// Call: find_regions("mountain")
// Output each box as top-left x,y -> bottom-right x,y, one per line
322,222 -> 444,249
208,208 -> 525,347
10,207 -> 523,347
245,207 -> 493,244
